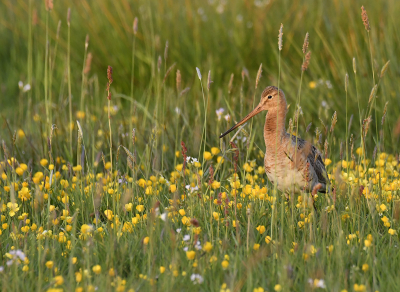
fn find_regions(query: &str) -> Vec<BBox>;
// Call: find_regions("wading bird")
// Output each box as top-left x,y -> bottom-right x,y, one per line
220,86 -> 329,199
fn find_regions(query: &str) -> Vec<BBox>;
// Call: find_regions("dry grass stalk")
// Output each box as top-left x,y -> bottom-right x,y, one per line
207,70 -> 212,91
164,41 -> 169,62
361,6 -> 370,31
163,63 -> 176,84
302,32 -> 309,54
107,66 -> 113,100
395,117 -> 400,137
228,73 -> 234,94
255,64 -> 262,89
180,87 -> 190,97
278,23 -> 283,51
345,73 -> 349,92
302,51 -> 311,71
353,58 -> 356,74
133,17 -> 138,35
157,55 -> 162,72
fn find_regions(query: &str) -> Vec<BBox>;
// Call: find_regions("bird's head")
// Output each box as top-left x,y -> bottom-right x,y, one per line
219,86 -> 287,138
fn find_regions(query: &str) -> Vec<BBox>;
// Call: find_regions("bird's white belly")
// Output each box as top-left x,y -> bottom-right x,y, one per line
265,164 -> 306,193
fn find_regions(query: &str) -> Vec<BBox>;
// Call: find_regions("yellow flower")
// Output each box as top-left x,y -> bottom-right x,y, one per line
125,203 -> 133,212
274,284 -> 282,291
186,250 -> 196,260
379,204 -> 387,212
265,236 -> 272,244
54,275 -> 64,286
217,156 -> 224,164
211,147 -> 220,155
136,205 -> 144,212
159,266 -> 166,274
40,159 -> 48,167
211,181 -> 221,189
169,184 -> 177,192
388,228 -> 396,235
324,158 -> 332,166
45,261 -> 54,269
353,284 -> 366,292
81,224 -> 93,235
213,212 -> 219,220
92,265 -> 101,274
105,162 -> 112,170
104,210 -> 113,221
309,81 -> 316,89
253,244 -> 260,250
175,151 -> 180,158
364,239 -> 372,247
203,242 -> 213,252
362,263 -> 369,272
143,236 -> 150,245
256,225 -> 266,234
22,265 -> 29,272
203,151 -> 212,160
145,186 -> 153,195
75,271 -> 82,283
108,268 -> 115,276
221,260 -> 229,269
179,209 -> 186,216
7,202 -> 19,217
16,167 -> 24,176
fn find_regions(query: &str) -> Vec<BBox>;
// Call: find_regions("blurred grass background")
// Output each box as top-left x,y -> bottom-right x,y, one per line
0,0 -> 399,161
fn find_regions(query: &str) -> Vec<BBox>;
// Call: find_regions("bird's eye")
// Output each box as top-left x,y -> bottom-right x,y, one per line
268,95 -> 273,99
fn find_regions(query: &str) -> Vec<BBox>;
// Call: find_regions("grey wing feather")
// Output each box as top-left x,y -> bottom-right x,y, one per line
290,135 -> 328,191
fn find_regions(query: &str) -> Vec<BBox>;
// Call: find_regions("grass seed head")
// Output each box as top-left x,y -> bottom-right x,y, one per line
381,102 -> 389,125
302,51 -> 311,71
361,6 -> 370,31
353,58 -> 356,73
84,53 -> 93,74
380,60 -> 390,78
330,111 -> 337,133
45,0 -> 53,11
176,70 -> 181,93
368,85 -> 377,104
85,34 -> 89,49
302,32 -> 309,54
255,64 -> 262,89
278,23 -> 283,51
67,8 -> 71,26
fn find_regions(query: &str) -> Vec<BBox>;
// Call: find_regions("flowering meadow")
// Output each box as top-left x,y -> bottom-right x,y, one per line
1,0 -> 400,291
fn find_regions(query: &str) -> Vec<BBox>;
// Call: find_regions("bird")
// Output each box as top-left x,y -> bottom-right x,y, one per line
219,86 -> 329,198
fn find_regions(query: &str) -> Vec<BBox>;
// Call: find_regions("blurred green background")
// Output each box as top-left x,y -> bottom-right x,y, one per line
0,0 -> 399,160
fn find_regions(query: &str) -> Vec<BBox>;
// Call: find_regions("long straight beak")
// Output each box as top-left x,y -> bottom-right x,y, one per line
219,105 -> 263,138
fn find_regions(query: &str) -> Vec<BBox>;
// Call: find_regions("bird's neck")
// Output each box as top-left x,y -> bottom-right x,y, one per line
264,108 -> 287,148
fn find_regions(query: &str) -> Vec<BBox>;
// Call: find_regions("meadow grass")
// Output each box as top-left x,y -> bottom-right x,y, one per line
0,0 -> 400,291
